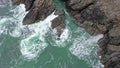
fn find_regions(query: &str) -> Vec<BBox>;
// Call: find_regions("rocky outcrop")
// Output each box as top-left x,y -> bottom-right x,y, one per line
52,10 -> 65,39
12,0 -> 55,24
11,0 -> 120,67
12,0 -> 65,39
66,0 -> 120,68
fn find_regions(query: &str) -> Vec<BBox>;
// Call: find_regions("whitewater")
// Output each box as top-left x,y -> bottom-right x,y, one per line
0,3 -> 104,68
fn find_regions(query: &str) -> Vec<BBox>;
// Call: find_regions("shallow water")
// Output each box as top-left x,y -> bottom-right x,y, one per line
0,0 -> 103,68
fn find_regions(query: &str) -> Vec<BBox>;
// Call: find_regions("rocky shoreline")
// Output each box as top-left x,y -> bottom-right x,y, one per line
66,0 -> 120,68
10,0 -> 120,68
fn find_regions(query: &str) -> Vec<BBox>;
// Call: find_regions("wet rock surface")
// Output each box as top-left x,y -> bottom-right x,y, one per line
11,0 -> 120,67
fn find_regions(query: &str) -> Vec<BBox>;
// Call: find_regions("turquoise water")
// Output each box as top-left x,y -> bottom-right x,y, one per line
0,0 -> 103,68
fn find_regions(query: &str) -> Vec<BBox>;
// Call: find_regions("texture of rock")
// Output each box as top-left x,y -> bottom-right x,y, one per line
67,0 -> 120,68
12,0 -> 55,24
12,0 -> 35,11
52,10 -> 65,39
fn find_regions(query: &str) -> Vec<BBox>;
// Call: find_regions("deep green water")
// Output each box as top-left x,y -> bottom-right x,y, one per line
0,0 -> 103,68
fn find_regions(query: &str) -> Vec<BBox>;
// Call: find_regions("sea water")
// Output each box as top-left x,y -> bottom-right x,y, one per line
0,0 -> 104,68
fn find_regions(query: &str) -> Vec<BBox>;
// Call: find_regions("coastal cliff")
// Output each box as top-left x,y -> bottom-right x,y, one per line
11,0 -> 120,68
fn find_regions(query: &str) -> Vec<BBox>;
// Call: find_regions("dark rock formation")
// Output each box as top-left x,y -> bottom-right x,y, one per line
23,0 -> 56,25
66,0 -> 120,68
12,0 -> 55,25
52,10 -> 65,39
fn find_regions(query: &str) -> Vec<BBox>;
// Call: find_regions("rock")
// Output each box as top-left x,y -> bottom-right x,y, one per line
21,0 -> 35,11
109,24 -> 120,37
67,0 -> 120,36
52,10 -> 65,29
11,0 -> 21,5
23,0 -> 55,25
67,0 -> 120,68
12,0 -> 55,25
107,45 -> 120,51
52,10 -> 65,39
12,0 -> 35,11
68,2 -> 106,35
104,52 -> 120,68
67,0 -> 93,11
109,36 -> 120,45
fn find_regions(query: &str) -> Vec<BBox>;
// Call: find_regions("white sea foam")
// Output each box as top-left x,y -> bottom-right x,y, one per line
9,27 -> 22,37
53,27 -> 69,47
0,4 -> 27,37
69,34 -> 103,68
0,23 -> 8,35
20,13 -> 58,59
14,4 -> 58,59
0,18 -> 7,25
20,34 -> 48,60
